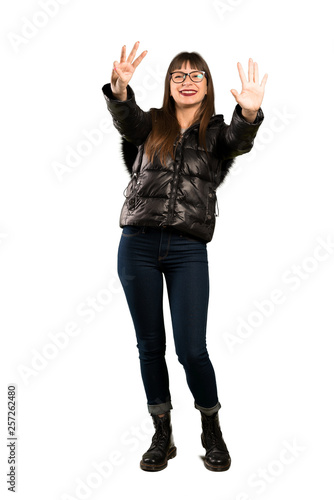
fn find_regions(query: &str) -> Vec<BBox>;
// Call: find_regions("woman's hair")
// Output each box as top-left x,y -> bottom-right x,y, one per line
144,51 -> 215,166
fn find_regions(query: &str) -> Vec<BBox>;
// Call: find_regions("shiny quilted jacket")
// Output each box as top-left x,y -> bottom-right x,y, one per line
102,84 -> 264,242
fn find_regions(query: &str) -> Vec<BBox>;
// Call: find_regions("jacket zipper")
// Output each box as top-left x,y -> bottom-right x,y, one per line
166,119 -> 220,224
165,131 -> 188,224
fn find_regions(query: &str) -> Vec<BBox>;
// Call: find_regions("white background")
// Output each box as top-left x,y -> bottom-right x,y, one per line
1,0 -> 334,498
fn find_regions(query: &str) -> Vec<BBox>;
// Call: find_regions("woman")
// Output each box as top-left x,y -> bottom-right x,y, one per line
102,41 -> 267,472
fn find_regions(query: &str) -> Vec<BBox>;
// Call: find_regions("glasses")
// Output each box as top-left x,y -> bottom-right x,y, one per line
170,70 -> 206,83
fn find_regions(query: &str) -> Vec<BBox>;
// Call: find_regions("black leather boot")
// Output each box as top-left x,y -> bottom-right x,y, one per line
140,412 -> 177,471
201,411 -> 231,471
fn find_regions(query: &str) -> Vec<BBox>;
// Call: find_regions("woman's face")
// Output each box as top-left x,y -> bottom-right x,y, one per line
170,61 -> 208,110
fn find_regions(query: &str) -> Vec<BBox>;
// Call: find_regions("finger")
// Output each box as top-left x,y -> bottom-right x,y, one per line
248,58 -> 254,82
114,65 -> 126,82
120,45 -> 126,63
127,41 -> 140,64
114,64 -> 124,77
254,62 -> 259,84
111,64 -> 119,85
113,60 -> 119,72
230,89 -> 239,100
112,62 -> 123,79
132,50 -> 148,70
260,73 -> 268,88
237,62 -> 247,87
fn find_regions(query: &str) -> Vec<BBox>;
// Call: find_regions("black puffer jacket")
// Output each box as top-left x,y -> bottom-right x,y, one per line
102,83 -> 264,242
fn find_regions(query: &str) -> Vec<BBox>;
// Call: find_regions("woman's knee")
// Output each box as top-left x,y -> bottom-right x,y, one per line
137,337 -> 166,362
176,348 -> 209,369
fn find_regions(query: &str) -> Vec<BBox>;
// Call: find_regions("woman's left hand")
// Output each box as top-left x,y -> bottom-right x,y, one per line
230,58 -> 268,114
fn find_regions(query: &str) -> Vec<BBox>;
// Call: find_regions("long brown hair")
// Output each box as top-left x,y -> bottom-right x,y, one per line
144,51 -> 215,166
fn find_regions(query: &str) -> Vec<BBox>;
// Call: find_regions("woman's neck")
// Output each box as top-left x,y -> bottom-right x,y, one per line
175,105 -> 200,130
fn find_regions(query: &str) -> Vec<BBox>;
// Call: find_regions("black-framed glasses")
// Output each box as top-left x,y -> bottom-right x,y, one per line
169,70 -> 206,83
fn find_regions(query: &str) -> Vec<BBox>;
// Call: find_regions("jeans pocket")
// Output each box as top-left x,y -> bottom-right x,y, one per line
121,225 -> 143,237
178,232 -> 205,244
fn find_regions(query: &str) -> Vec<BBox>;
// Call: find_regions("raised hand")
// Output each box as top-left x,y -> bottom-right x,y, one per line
230,58 -> 268,115
111,41 -> 148,99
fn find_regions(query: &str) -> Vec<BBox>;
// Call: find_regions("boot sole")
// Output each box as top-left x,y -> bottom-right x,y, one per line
203,457 -> 231,472
140,446 -> 177,472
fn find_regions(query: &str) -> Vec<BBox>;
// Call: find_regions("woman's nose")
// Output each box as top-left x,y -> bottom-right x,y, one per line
182,74 -> 193,85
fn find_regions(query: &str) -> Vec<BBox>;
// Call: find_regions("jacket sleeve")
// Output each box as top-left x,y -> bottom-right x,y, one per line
101,83 -> 152,146
215,104 -> 264,160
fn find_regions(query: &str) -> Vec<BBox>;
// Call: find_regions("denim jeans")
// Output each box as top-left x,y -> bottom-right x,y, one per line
117,225 -> 221,416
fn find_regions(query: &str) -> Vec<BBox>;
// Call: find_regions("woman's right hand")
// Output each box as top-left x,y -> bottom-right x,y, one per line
111,41 -> 148,99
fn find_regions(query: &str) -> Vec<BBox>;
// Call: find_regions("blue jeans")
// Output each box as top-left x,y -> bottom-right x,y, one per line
117,225 -> 221,416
